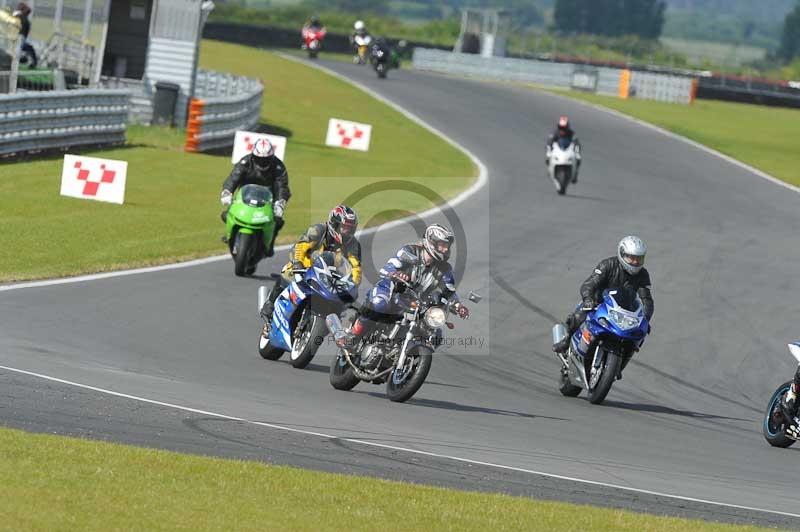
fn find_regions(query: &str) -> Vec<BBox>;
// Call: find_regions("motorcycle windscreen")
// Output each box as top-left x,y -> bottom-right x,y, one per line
557,137 -> 573,150
240,184 -> 272,207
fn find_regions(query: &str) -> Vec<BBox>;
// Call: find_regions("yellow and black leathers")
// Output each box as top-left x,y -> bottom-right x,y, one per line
282,223 -> 362,284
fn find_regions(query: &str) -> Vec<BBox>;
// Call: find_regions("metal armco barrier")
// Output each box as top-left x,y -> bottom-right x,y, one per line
184,70 -> 263,152
413,48 -> 697,104
0,89 -> 129,157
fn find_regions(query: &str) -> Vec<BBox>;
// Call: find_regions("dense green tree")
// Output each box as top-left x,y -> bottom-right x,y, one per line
778,2 -> 800,61
554,0 -> 665,39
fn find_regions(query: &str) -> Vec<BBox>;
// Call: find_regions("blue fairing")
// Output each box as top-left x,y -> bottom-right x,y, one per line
268,254 -> 359,352
571,289 -> 649,358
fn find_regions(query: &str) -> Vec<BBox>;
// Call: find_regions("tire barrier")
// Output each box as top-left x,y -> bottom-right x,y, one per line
184,70 -> 263,153
0,88 -> 129,157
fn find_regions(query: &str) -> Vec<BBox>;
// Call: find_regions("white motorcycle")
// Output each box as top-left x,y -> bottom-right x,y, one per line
353,34 -> 373,65
547,138 -> 580,195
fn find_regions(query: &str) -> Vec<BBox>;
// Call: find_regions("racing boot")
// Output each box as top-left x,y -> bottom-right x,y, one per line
782,384 -> 799,420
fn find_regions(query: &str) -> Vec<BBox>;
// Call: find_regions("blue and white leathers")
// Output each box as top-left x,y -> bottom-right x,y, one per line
268,254 -> 358,351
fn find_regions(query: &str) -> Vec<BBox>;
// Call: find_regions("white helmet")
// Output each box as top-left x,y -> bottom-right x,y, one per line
618,236 -> 646,275
423,224 -> 455,262
354,20 -> 365,31
252,138 -> 275,170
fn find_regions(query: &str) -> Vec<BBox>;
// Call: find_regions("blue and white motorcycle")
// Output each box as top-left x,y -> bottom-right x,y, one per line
257,251 -> 358,369
763,342 -> 800,448
551,288 -> 650,404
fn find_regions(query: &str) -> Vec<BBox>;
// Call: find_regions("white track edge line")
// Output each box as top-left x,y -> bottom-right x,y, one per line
0,58 -> 487,293
1,363 -> 797,521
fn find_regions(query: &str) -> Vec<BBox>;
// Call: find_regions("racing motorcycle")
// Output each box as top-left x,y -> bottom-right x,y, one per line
353,34 -> 372,64
370,43 -> 390,79
546,137 -> 579,195
257,251 -> 358,369
551,288 -> 649,404
225,184 -> 276,277
326,282 -> 481,403
301,26 -> 326,59
763,342 -> 800,448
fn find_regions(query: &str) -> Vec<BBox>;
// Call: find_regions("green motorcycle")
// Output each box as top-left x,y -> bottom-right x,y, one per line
225,184 -> 276,277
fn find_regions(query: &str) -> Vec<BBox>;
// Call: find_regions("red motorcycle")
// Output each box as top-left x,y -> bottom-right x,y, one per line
301,26 -> 327,59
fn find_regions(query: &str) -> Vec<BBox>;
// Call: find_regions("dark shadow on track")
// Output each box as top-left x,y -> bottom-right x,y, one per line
601,400 -> 753,422
354,391 -> 568,421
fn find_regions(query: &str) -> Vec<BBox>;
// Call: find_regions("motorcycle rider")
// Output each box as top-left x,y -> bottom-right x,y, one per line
350,20 -> 371,61
221,138 -> 290,257
552,236 -> 654,355
304,15 -> 324,31
370,37 -> 392,63
260,205 -> 362,329
12,2 -> 37,68
781,368 -> 800,439
546,116 -> 581,182
337,224 -> 470,354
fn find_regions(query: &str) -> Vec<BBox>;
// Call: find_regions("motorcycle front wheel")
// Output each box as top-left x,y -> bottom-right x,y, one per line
233,232 -> 254,277
587,349 -> 620,404
555,167 -> 569,196
386,346 -> 433,403
289,312 -> 327,369
763,381 -> 796,448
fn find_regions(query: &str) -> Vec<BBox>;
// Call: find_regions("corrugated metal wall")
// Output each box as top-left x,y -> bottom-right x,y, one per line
144,37 -> 195,126
151,0 -> 200,40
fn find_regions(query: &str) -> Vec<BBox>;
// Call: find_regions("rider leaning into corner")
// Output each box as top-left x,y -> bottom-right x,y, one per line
260,205 -> 362,330
220,138 -> 291,257
546,116 -> 582,182
553,236 -> 654,355
337,224 -> 470,352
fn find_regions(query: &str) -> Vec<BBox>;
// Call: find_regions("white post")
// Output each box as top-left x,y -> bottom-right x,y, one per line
53,0 -> 63,33
92,0 -> 110,84
81,0 -> 93,41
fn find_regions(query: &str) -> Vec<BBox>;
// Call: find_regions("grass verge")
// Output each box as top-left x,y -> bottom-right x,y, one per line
553,91 -> 800,188
0,40 -> 474,282
0,426 -> 776,532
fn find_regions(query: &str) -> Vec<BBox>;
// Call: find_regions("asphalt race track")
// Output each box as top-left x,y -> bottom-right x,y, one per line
2,59 -> 800,528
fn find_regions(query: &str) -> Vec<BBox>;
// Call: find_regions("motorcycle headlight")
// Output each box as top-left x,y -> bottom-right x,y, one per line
608,309 -> 640,330
424,307 -> 447,329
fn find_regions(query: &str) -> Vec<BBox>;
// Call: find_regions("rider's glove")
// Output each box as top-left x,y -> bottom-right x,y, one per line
454,302 -> 470,320
273,199 -> 286,219
220,189 -> 232,207
389,271 -> 410,284
292,261 -> 305,282
581,299 -> 595,311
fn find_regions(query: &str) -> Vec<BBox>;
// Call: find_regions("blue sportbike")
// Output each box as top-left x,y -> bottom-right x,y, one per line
257,251 -> 358,369
552,287 -> 650,404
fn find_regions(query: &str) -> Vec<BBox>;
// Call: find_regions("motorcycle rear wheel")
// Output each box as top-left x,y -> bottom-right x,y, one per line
258,324 -> 284,360
763,381 -> 796,448
290,313 -> 327,369
330,352 -> 360,390
587,350 -> 620,404
386,347 -> 433,403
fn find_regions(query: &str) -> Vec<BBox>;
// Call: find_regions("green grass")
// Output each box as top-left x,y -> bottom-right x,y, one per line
0,426 -> 776,532
0,40 -> 474,282
553,91 -> 800,188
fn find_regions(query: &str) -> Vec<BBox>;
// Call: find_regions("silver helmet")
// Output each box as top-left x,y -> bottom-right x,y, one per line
618,236 -> 646,275
423,224 -> 455,262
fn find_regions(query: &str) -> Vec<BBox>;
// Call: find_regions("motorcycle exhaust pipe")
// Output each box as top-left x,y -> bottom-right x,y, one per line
325,313 -> 347,345
258,286 -> 269,314
552,323 -> 567,346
